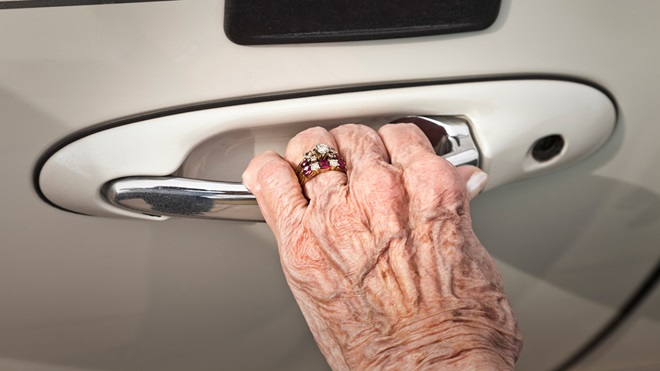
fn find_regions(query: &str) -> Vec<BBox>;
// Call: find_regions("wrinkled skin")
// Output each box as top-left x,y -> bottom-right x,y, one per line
243,124 -> 522,370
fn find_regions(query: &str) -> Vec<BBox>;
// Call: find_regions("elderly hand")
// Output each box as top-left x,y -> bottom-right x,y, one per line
242,124 -> 522,370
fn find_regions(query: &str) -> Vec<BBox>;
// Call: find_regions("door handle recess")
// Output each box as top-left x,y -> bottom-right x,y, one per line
37,80 -> 616,221
104,116 -> 478,221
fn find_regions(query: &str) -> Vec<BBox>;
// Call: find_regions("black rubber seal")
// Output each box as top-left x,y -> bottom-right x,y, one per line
224,0 -> 501,45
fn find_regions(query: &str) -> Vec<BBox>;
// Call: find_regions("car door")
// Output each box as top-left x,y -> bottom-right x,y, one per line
1,1 -> 659,370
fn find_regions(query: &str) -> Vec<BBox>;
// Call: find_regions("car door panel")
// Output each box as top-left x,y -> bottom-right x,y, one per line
1,1 -> 659,370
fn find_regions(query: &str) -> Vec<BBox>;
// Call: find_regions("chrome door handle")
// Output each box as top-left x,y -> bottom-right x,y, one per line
104,116 -> 479,221
105,177 -> 262,221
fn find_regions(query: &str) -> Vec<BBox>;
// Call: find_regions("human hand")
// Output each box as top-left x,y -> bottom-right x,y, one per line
243,124 -> 522,370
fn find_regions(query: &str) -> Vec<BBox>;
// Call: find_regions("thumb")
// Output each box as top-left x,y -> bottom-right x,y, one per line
455,166 -> 489,201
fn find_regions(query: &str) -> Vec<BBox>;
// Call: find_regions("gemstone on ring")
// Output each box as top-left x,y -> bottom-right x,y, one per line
315,143 -> 329,154
296,143 -> 346,186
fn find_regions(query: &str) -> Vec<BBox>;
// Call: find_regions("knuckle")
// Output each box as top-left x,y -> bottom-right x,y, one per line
297,126 -> 328,140
409,157 -> 467,203
286,127 -> 333,159
331,123 -> 371,137
367,163 -> 402,190
243,152 -> 289,192
354,163 -> 406,210
242,152 -> 270,187
256,160 -> 290,187
379,122 -> 418,135
378,122 -> 397,134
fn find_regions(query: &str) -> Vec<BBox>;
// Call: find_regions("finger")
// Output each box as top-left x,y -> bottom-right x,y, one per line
284,127 -> 347,200
377,123 -> 439,168
330,124 -> 405,235
242,151 -> 307,239
378,122 -> 461,195
329,124 -> 390,183
379,123 -> 466,215
456,166 -> 489,201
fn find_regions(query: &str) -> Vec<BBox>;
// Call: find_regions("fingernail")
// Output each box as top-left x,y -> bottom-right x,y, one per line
467,170 -> 489,200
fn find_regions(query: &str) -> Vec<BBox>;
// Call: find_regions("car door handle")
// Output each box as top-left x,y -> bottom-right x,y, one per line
37,80 -> 616,221
103,116 -> 478,221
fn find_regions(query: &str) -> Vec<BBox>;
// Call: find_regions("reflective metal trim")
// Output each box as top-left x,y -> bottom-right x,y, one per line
104,177 -> 261,221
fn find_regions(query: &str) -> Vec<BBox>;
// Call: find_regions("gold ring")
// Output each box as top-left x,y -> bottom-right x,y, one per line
295,143 -> 346,185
